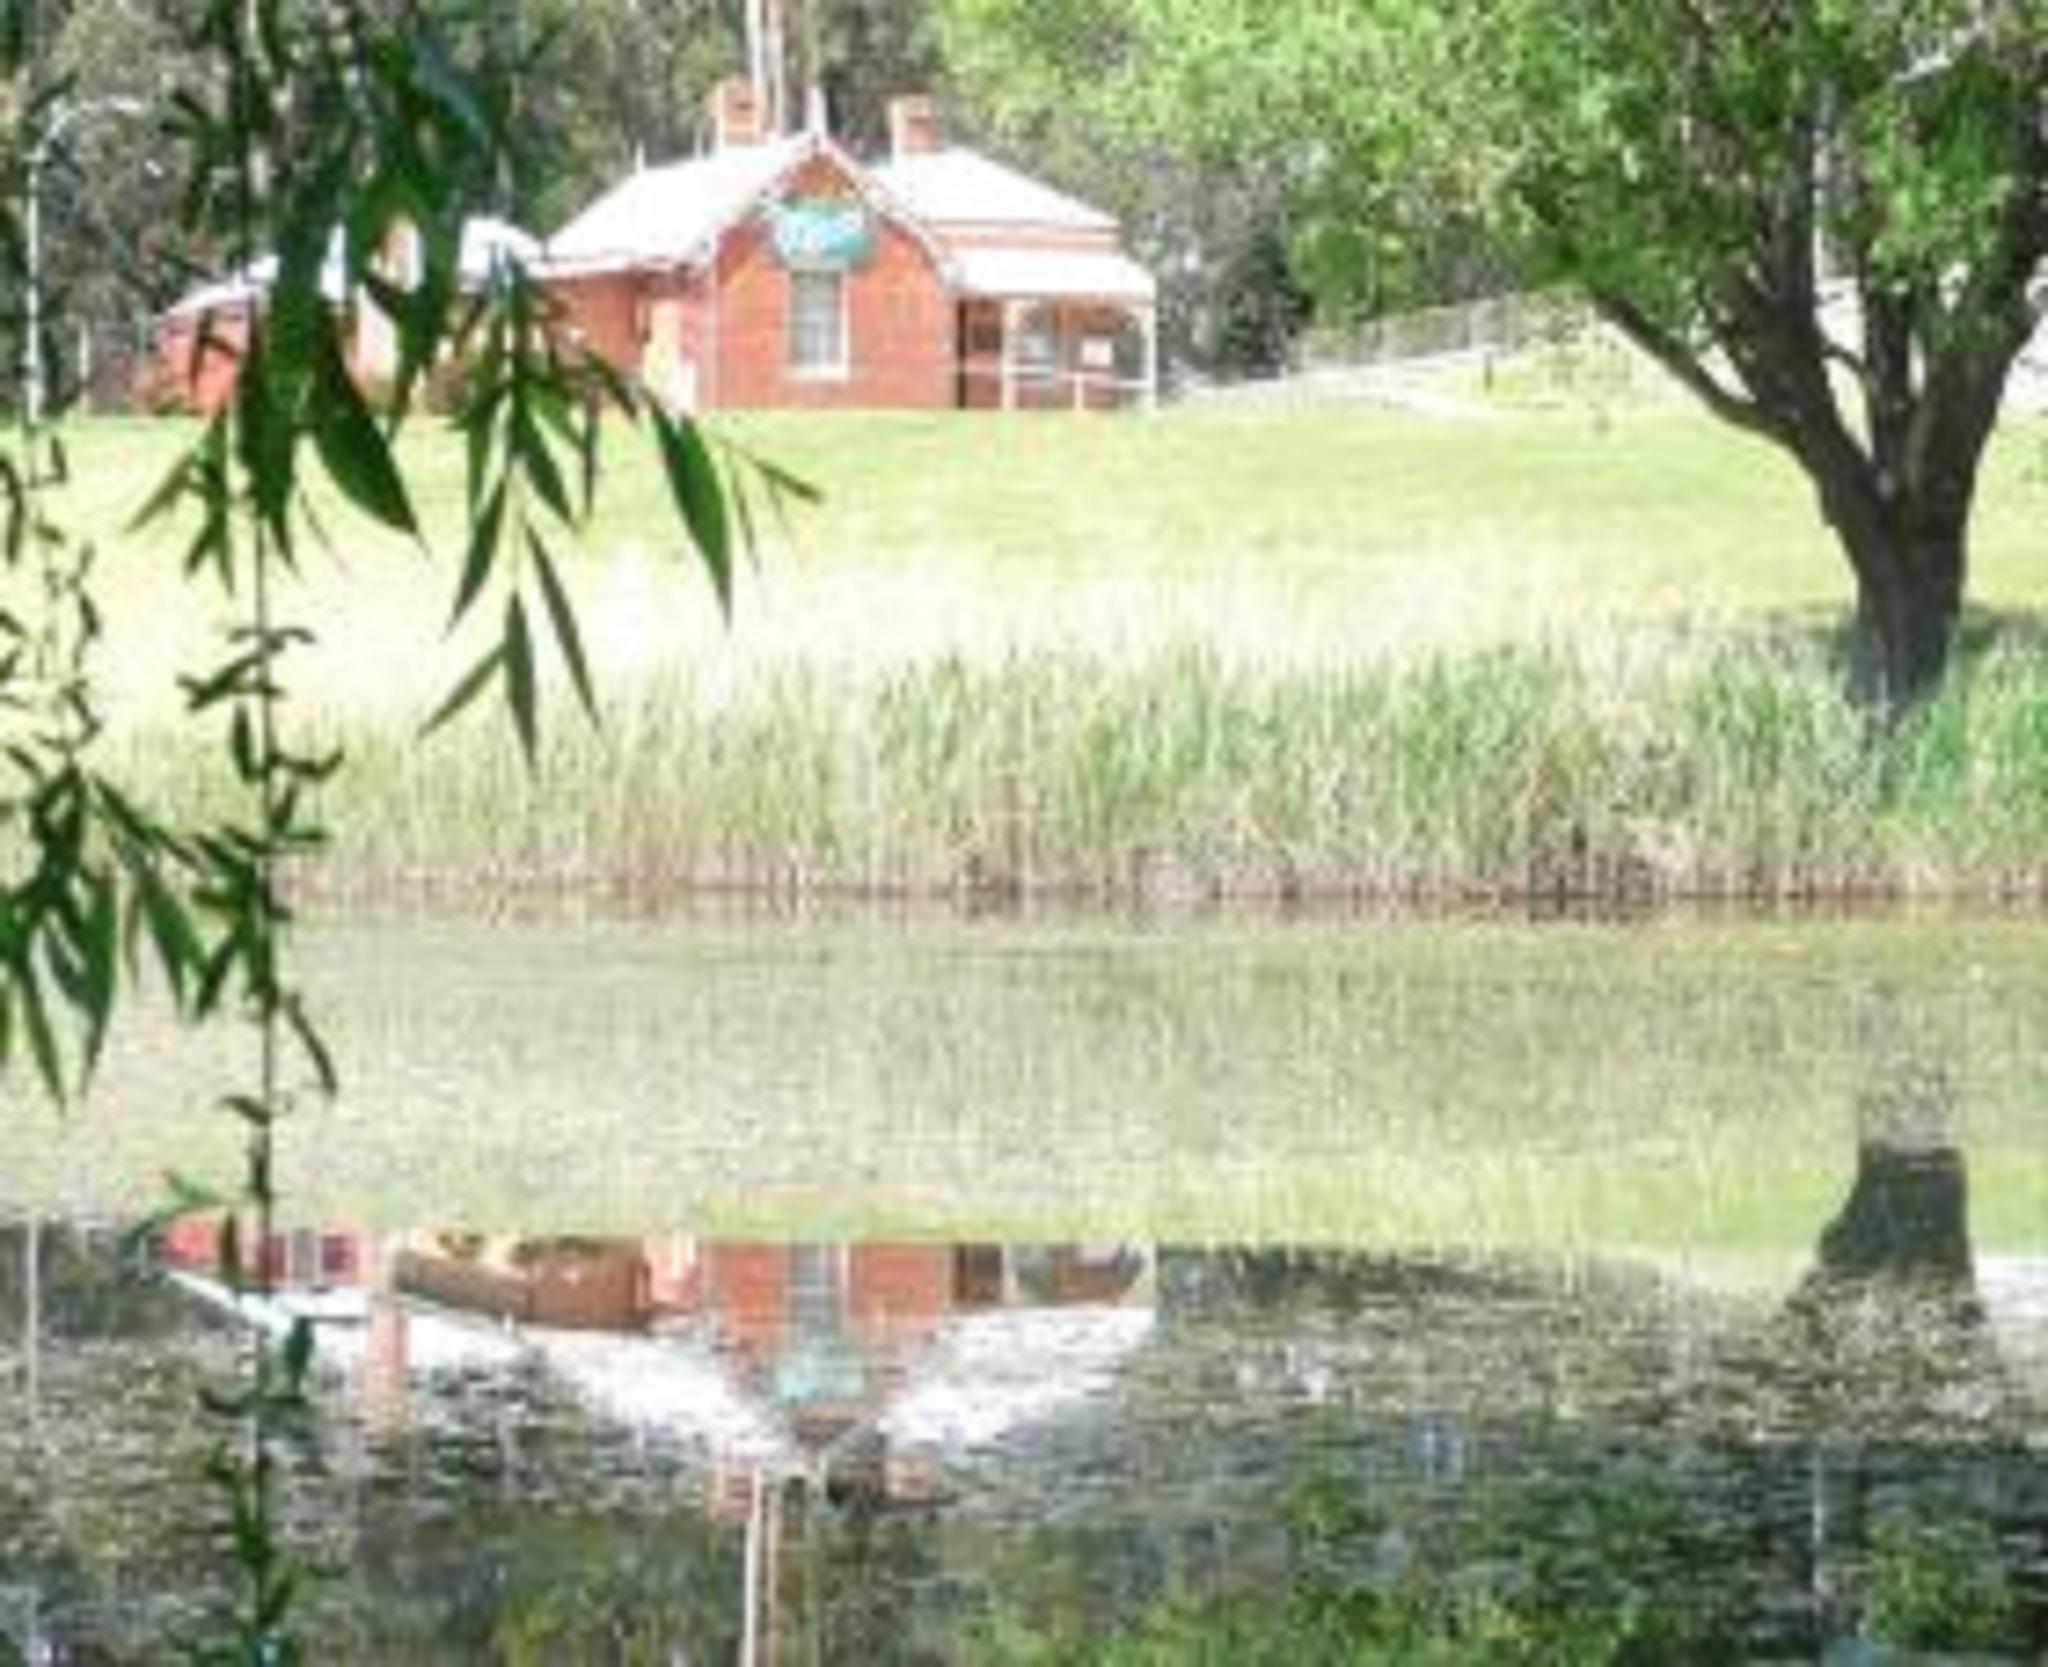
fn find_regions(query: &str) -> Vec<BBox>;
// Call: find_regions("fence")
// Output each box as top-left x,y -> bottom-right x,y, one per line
958,358 -> 1155,412
1299,292 -> 1592,370
0,314 -> 158,415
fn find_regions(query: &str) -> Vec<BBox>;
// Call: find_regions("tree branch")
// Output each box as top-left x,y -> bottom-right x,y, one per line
1820,334 -> 1869,383
1860,277 -> 1916,489
1589,288 -> 1777,438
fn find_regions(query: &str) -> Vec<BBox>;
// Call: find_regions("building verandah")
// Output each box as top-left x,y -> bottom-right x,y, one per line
958,295 -> 1158,412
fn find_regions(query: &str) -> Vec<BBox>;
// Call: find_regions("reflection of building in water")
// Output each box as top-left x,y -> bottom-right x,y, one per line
155,1228 -> 1153,1663
162,1218 -> 367,1293
33,1211 -> 2048,1658
156,1226 -> 1154,1473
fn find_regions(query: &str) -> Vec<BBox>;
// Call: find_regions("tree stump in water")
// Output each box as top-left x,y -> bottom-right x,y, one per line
1814,1141 -> 1975,1289
1784,1140 -> 2000,1432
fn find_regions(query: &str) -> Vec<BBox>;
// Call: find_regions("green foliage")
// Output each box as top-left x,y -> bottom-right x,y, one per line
938,0 -> 1331,374
1865,1504 -> 2022,1650
812,0 -> 946,153
978,0 -> 2046,340
969,1452 -> 1754,1664
15,0 -> 945,291
941,0 -> 1460,318
15,0 -> 183,362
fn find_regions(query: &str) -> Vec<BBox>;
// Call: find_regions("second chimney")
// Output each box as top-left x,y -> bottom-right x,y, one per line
888,95 -> 940,162
711,76 -> 766,150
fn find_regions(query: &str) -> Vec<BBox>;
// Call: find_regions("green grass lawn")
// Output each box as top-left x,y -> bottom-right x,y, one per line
51,403 -> 2048,728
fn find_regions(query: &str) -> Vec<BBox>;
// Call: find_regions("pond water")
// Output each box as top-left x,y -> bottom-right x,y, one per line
0,913 -> 2045,1659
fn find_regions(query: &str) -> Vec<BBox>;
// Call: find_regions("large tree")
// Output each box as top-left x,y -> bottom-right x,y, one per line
951,0 -> 2048,704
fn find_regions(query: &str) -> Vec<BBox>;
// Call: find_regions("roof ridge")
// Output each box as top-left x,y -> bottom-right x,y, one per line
871,145 -> 1118,232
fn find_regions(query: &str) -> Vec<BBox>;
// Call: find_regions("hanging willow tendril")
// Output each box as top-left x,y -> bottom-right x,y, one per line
2,63 -> 199,1118
4,0 -> 807,1650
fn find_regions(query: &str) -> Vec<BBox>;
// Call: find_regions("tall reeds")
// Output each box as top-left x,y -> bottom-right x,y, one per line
106,625 -> 2048,907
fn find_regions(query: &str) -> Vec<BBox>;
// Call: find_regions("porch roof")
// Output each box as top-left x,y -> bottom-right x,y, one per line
951,245 -> 1156,304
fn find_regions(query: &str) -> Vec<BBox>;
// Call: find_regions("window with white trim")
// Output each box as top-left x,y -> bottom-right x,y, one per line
788,268 -> 847,374
1012,303 -> 1058,370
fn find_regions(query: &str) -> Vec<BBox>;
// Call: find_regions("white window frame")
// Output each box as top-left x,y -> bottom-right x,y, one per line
787,265 -> 850,380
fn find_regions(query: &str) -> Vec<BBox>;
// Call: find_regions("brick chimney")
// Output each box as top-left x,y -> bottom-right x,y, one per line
710,76 -> 766,150
887,95 -> 940,162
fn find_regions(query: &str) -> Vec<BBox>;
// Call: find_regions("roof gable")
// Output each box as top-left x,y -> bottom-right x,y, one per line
543,134 -> 952,279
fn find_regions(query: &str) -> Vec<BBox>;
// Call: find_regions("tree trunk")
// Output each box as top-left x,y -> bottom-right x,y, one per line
1812,458 -> 1969,712
1849,538 -> 1963,713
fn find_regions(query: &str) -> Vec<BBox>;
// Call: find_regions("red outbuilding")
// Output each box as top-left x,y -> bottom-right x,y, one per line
541,81 -> 1158,412
148,217 -> 539,415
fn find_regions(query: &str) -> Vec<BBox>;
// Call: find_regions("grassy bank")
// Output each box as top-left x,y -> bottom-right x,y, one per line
40,407 -> 2048,902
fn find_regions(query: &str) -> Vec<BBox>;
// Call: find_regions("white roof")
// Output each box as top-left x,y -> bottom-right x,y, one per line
165,216 -> 539,319
165,241 -> 347,320
543,138 -> 808,273
872,147 -> 1117,235
540,136 -> 1155,305
459,216 -> 541,284
879,1305 -> 1155,1450
952,244 -> 1156,303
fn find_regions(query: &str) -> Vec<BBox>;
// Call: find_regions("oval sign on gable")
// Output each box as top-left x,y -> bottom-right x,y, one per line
769,199 -> 876,271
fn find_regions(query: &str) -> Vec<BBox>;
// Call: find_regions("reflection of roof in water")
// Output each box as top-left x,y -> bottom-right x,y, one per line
1982,1257 -> 2048,1388
167,1239 -> 1162,1464
533,1329 -> 792,1461
551,1294 -> 1157,1460
164,1236 -> 2047,1471
880,1306 -> 1157,1449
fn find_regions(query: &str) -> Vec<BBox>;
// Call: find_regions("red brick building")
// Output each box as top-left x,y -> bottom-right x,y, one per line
150,217 -> 539,414
541,81 -> 1158,412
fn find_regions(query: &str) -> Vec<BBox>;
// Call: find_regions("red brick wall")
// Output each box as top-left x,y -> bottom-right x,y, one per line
847,1245 -> 954,1333
540,158 -> 958,411
151,299 -> 459,414
700,1243 -> 791,1374
708,156 -> 955,410
150,306 -> 250,414
550,273 -> 644,371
